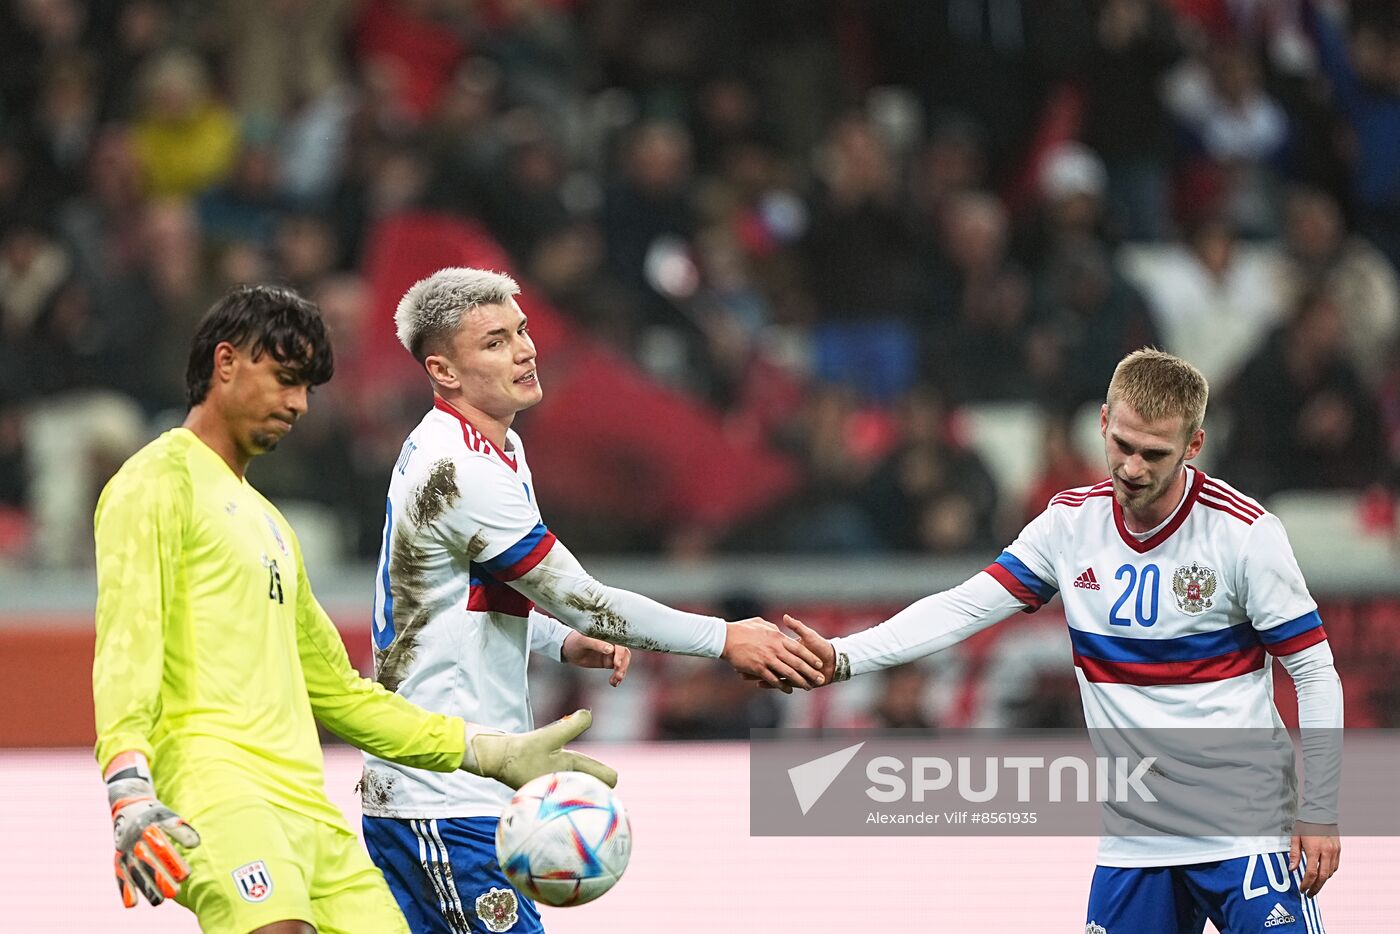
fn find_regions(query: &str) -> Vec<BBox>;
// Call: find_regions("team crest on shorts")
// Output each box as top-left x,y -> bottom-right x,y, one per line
1172,561 -> 1217,615
232,860 -> 273,902
1086,923 -> 1107,934
475,886 -> 519,932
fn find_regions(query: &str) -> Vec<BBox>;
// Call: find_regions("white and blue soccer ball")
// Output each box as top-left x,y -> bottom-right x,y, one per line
495,771 -> 632,907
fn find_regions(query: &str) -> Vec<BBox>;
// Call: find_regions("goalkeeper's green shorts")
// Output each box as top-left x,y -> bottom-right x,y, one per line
175,795 -> 409,933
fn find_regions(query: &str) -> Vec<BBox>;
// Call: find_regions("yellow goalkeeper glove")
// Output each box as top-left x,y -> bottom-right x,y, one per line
461,709 -> 617,789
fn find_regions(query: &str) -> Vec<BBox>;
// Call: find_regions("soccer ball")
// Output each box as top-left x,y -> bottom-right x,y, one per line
495,771 -> 632,907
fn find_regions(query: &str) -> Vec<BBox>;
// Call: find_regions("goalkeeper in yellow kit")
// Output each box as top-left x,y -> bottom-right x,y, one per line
93,285 -> 616,934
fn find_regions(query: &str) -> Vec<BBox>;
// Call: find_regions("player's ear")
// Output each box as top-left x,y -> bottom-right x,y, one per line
213,341 -> 238,385
1185,427 -> 1205,462
424,353 -> 458,390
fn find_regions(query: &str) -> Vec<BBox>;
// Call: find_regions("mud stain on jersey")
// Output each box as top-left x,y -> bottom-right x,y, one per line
408,458 -> 458,526
464,531 -> 488,561
376,461 -> 461,692
566,590 -> 662,652
356,769 -> 396,810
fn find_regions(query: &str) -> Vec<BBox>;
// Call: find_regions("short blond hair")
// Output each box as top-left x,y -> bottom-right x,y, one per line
1106,349 -> 1209,435
395,267 -> 521,362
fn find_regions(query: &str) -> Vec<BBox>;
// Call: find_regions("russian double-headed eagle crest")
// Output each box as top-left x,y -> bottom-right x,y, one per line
475,886 -> 520,932
1172,561 -> 1217,615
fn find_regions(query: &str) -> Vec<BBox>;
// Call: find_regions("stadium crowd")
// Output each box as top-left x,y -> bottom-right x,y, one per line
2,0 -> 1399,574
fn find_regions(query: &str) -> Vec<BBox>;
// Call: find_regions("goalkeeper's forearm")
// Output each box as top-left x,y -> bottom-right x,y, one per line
508,540 -> 726,658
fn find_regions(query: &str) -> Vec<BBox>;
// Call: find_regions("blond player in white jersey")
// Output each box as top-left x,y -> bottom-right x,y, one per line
362,268 -> 825,934
785,350 -> 1342,934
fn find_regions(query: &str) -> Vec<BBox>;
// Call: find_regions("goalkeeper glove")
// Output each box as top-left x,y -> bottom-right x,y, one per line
105,751 -> 201,907
461,708 -> 618,789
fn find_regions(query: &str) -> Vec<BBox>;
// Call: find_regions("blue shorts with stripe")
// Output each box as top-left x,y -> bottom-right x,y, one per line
1087,852 -> 1325,933
364,815 -> 544,934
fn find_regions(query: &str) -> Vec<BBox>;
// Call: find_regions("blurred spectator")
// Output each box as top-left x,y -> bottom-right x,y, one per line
603,121 -> 698,316
131,49 -> 240,199
475,0 -> 584,117
860,385 -> 999,554
351,0 -> 466,125
1022,142 -> 1112,269
1304,0 -> 1400,270
423,60 -> 507,224
223,0 -> 352,131
1028,237 -> 1161,411
803,114 -> 928,402
911,114 -> 988,226
57,129 -> 146,286
477,117 -> 572,262
1274,185 -> 1400,387
868,664 -> 939,730
1081,0 -> 1184,241
1166,40 -> 1289,234
928,190 -> 1035,402
1223,287 -> 1384,498
1119,214 -> 1284,390
769,385 -> 887,553
198,143 -> 288,248
274,213 -> 342,293
1022,412 -> 1101,524
29,50 -> 102,203
1,216 -> 147,567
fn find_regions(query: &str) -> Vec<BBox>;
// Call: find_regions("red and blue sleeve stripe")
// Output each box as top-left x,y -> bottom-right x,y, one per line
1070,622 -> 1267,685
984,551 -> 1057,612
479,522 -> 557,581
1256,610 -> 1327,657
467,566 -> 535,617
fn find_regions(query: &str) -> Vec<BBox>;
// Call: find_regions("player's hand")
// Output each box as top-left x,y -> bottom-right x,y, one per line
1290,822 -> 1340,897
106,752 -> 200,908
781,614 -> 836,686
721,616 -> 825,693
561,631 -> 631,687
466,709 -> 618,789
741,615 -> 841,690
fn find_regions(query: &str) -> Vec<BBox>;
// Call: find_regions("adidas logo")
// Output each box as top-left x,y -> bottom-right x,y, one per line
1264,903 -> 1296,927
1073,568 -> 1101,590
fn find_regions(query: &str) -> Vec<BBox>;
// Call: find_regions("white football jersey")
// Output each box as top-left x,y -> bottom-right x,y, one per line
989,466 -> 1328,865
362,399 -> 560,818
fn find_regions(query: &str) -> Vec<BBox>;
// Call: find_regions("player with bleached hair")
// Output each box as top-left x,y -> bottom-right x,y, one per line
93,285 -> 616,934
786,349 -> 1342,934
363,267 -> 826,933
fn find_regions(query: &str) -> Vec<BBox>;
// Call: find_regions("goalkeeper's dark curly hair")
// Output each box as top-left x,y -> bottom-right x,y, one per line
185,284 -> 335,407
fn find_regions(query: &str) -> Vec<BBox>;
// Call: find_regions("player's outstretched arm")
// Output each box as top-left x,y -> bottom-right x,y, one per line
462,709 -> 618,789
775,572 -> 1027,686
508,539 -> 825,690
104,751 -> 201,908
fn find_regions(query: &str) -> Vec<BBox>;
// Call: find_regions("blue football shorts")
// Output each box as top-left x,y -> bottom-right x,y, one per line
364,815 -> 544,934
1086,851 -> 1325,933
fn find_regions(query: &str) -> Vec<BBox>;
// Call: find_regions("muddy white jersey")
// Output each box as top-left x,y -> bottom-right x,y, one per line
987,467 -> 1329,865
362,398 -> 560,818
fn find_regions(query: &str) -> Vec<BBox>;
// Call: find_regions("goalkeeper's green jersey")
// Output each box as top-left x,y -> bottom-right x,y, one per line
93,428 -> 465,826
